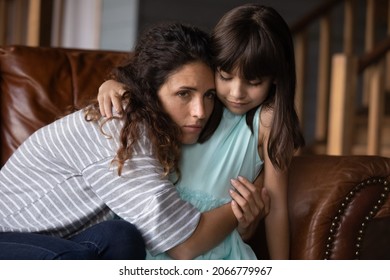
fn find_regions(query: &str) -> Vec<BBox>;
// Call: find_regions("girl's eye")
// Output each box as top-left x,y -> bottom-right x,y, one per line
218,71 -> 232,81
248,80 -> 262,86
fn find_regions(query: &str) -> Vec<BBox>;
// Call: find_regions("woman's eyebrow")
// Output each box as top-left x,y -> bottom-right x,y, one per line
178,86 -> 196,91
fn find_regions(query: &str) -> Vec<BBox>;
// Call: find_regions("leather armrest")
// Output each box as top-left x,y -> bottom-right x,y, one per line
288,155 -> 390,259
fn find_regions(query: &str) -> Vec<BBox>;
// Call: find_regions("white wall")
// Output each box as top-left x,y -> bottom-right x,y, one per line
59,0 -> 138,50
100,0 -> 139,51
61,0 -> 101,49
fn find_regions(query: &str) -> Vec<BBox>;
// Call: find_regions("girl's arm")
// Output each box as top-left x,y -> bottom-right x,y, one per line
230,172 -> 270,241
169,171 -> 270,259
259,108 -> 290,259
98,80 -> 126,117
169,174 -> 270,259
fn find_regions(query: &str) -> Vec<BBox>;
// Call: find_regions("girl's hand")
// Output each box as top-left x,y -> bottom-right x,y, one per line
229,176 -> 270,241
97,79 -> 126,117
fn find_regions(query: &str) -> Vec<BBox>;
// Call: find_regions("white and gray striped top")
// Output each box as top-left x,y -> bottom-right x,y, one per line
0,109 -> 200,256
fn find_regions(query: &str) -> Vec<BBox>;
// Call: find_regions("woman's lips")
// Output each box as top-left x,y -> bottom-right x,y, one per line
183,125 -> 203,133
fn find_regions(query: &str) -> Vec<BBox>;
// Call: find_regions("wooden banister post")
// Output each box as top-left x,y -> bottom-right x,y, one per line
386,0 -> 390,93
362,0 -> 376,106
327,54 -> 357,155
27,0 -> 42,46
343,0 -> 357,55
0,0 -> 5,45
367,60 -> 385,155
315,14 -> 332,143
294,30 -> 308,128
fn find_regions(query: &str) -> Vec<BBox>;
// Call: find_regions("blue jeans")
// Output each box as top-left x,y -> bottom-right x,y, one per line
0,220 -> 146,260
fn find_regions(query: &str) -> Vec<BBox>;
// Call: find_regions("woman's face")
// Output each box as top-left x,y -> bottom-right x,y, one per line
158,61 -> 216,144
215,68 -> 273,115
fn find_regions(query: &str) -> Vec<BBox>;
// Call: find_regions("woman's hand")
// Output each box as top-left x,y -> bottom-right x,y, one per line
97,79 -> 126,117
229,175 -> 270,241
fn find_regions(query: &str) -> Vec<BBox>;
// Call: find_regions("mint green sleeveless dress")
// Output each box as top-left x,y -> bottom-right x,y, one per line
147,107 -> 264,260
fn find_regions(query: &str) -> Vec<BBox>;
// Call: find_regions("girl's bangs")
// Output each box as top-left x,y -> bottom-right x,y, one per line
239,33 -> 281,80
217,31 -> 280,80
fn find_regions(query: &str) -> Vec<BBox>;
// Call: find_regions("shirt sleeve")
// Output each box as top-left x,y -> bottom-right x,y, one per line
82,131 -> 200,256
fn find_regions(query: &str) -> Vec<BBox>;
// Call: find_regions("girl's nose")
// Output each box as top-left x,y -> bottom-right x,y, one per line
229,80 -> 245,99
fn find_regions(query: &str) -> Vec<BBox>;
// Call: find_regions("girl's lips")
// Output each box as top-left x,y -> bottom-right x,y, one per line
227,100 -> 248,108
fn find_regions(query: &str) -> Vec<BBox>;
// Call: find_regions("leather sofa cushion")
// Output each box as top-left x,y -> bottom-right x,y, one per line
0,46 -> 127,165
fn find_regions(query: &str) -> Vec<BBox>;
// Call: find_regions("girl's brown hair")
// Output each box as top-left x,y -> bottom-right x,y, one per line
211,4 -> 305,170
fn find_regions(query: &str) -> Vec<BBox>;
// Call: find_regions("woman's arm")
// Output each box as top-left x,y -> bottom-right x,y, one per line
259,108 -> 290,259
97,80 -> 270,259
172,175 -> 270,259
168,203 -> 236,259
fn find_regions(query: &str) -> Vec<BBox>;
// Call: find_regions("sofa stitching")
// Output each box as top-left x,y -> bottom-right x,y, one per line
324,177 -> 389,259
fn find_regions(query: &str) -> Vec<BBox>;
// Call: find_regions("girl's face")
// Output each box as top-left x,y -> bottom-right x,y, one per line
158,61 -> 216,144
215,68 -> 273,115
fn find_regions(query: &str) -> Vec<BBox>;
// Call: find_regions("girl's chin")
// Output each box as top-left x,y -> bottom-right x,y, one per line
225,107 -> 247,115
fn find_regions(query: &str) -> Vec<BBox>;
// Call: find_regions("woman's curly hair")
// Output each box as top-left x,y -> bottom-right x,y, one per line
85,23 -> 216,178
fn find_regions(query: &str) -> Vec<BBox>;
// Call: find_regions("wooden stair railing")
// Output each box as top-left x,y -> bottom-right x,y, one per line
326,53 -> 358,155
359,36 -> 390,155
291,0 -> 390,156
0,0 -> 53,47
0,0 -> 5,46
291,0 -> 346,141
327,36 -> 390,155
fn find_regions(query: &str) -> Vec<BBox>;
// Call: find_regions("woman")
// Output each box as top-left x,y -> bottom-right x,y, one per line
0,23 -> 259,260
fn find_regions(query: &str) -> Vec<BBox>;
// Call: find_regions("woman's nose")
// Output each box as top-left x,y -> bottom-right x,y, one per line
191,97 -> 206,119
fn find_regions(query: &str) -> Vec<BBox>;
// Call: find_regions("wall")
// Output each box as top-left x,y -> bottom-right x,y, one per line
61,0 -> 101,49
138,0 -> 321,33
100,0 -> 139,50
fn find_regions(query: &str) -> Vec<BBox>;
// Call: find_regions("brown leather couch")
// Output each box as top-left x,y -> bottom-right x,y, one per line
1,45 -> 389,260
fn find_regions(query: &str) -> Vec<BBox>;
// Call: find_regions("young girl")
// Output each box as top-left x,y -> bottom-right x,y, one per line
99,4 -> 304,259
0,23 -> 261,260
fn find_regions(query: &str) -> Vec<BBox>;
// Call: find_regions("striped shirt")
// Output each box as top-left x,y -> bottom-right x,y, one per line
0,109 -> 200,255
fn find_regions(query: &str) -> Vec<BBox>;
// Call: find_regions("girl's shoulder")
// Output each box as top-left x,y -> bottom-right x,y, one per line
259,106 -> 274,132
257,106 -> 274,156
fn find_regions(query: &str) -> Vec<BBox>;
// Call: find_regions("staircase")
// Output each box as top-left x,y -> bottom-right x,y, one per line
291,0 -> 390,157
352,88 -> 390,156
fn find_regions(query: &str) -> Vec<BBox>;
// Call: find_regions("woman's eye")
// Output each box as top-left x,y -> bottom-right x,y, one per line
177,91 -> 190,97
205,90 -> 216,99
